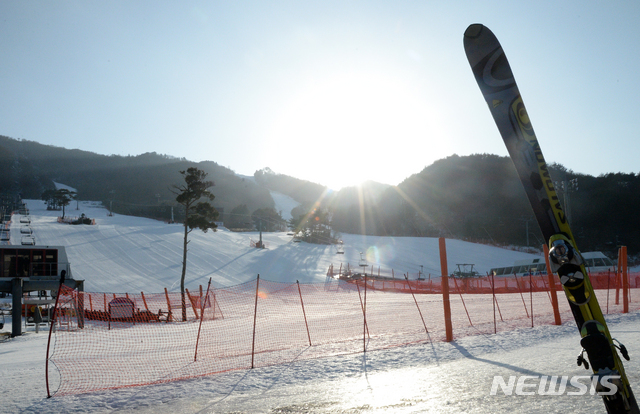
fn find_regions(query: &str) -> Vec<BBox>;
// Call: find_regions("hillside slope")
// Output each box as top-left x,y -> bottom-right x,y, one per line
8,199 -> 539,293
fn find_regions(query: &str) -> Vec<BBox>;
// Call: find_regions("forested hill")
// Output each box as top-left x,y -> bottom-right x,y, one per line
361,154 -> 639,255
1,135 -> 639,254
254,154 -> 640,254
0,135 -> 274,222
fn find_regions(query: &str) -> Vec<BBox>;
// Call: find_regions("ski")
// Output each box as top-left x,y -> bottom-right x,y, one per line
463,24 -> 639,413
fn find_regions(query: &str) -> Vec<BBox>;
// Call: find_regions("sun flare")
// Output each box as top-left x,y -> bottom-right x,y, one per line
266,72 -> 437,189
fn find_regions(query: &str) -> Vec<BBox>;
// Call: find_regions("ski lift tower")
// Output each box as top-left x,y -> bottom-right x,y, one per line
254,218 -> 264,249
454,264 -> 479,278
108,190 -> 115,217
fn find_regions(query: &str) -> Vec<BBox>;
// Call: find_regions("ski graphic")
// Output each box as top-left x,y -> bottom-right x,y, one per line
463,24 -> 639,413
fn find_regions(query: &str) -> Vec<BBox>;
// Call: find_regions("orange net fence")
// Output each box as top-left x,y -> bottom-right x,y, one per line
349,271 -> 640,294
46,272 -> 640,396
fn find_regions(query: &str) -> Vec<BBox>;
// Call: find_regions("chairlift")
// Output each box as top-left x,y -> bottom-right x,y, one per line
358,252 -> 367,268
21,235 -> 36,245
336,240 -> 344,254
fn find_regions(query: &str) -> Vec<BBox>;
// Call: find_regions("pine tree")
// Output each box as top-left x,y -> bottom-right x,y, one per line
172,167 -> 219,321
55,188 -> 76,218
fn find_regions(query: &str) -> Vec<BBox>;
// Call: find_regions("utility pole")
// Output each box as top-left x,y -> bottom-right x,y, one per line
555,177 -> 578,226
518,217 -> 533,247
108,190 -> 115,217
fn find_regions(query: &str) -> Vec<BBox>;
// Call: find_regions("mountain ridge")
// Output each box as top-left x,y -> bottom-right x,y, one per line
2,134 -> 639,254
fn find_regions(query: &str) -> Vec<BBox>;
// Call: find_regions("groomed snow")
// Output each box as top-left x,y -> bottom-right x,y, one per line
269,191 -> 300,221
1,199 -> 638,413
7,199 -> 542,293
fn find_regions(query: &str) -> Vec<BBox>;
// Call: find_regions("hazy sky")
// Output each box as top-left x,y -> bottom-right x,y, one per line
1,1 -> 639,190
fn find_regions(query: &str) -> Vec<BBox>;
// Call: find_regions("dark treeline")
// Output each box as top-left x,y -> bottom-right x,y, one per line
2,136 -> 638,255
259,154 -> 640,256
254,167 -> 327,207
0,135 -> 274,225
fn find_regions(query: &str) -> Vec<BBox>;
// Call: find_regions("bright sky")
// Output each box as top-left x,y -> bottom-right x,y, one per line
1,1 -> 639,190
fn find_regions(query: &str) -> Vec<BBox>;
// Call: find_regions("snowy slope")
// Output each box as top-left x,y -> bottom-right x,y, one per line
8,199 -> 540,293
52,181 -> 77,192
270,191 -> 300,221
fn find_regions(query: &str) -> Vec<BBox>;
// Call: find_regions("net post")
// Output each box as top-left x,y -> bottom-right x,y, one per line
488,274 -> 503,322
194,278 -> 212,362
45,276 -> 67,398
363,274 -> 367,353
296,281 -> 312,346
491,272 -> 497,334
140,292 -> 150,312
76,291 -> 85,330
439,237 -> 453,342
107,293 -> 113,330
514,273 -> 529,318
355,281 -> 370,339
452,275 -> 472,326
538,274 -> 552,302
103,292 -> 109,329
164,288 -> 172,322
543,244 -> 561,325
622,246 -> 629,313
251,275 -> 260,369
185,288 -> 199,319
404,274 -> 430,335
606,269 -> 611,314
529,272 -> 534,327
213,292 -> 224,319
616,247 -> 622,305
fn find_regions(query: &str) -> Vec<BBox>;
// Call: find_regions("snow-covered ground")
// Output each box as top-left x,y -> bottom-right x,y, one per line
1,199 -> 639,413
4,199 -> 542,292
4,312 -> 639,413
269,191 -> 300,221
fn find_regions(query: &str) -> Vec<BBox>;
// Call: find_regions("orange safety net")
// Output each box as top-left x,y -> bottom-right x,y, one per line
350,271 -> 639,294
46,274 -> 640,396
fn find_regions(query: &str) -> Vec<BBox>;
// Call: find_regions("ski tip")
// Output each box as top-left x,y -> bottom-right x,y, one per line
464,24 -> 485,39
463,23 -> 502,68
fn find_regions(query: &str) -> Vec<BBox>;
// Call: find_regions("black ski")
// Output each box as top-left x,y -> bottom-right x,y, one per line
464,23 -> 639,413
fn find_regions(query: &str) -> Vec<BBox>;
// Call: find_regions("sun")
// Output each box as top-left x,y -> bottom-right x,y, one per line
264,72 -> 436,189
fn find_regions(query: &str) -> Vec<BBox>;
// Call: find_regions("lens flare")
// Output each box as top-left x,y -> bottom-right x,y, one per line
365,246 -> 379,264
365,240 -> 397,264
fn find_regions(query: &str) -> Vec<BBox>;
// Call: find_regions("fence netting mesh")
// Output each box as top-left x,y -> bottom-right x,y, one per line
47,272 -> 640,396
